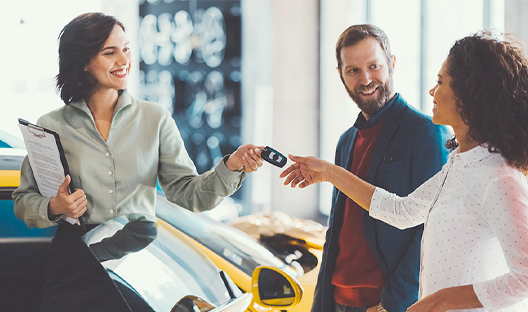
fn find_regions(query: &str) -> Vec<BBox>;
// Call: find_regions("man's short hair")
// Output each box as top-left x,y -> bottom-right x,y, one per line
335,24 -> 392,71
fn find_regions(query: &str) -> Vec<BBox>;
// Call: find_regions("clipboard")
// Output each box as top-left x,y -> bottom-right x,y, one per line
18,118 -> 86,231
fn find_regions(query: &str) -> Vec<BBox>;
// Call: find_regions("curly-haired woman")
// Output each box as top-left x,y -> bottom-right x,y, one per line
281,32 -> 528,312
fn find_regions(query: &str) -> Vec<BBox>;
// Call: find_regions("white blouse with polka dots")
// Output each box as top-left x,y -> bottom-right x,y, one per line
370,145 -> 528,311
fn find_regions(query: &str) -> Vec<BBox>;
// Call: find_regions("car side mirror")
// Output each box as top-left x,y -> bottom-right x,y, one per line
251,266 -> 303,308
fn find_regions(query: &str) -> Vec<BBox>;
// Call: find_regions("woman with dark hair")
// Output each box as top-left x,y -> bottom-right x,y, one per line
281,31 -> 528,311
13,12 -> 262,311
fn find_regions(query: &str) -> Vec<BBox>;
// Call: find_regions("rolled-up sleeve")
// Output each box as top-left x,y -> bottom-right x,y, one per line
473,174 -> 528,310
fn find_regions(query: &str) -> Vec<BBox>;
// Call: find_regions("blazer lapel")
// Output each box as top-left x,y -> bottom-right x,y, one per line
332,128 -> 358,224
367,98 -> 407,183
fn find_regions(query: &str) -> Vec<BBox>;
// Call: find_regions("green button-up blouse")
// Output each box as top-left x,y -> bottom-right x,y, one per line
13,90 -> 245,228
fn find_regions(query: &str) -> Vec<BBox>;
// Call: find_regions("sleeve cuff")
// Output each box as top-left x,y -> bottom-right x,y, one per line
217,155 -> 246,183
472,280 -> 525,311
39,198 -> 62,225
369,187 -> 387,217
473,281 -> 494,311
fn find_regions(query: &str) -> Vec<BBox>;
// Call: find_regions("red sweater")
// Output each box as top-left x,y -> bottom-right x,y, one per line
332,120 -> 387,307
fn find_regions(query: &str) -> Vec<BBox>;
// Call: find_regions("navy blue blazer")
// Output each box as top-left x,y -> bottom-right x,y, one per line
311,94 -> 451,312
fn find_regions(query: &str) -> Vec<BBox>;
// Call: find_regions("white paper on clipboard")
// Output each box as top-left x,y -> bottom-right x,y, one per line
18,121 -> 80,226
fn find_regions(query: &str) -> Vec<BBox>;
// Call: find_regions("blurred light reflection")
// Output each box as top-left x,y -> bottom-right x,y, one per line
139,1 -> 241,180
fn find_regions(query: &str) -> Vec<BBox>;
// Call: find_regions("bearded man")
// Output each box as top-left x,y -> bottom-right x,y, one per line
311,24 -> 451,312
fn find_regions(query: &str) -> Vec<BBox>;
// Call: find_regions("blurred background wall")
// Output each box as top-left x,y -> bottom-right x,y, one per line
1,0 -> 527,225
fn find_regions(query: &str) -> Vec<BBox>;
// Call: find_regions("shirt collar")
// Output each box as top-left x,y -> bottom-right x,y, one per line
354,93 -> 399,130
115,90 -> 132,114
451,144 -> 491,166
69,89 -> 133,119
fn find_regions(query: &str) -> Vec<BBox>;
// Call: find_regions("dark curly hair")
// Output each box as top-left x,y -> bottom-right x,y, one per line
56,13 -> 124,104
446,31 -> 528,172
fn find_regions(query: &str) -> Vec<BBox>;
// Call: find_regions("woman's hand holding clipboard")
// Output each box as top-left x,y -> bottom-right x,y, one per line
18,118 -> 86,231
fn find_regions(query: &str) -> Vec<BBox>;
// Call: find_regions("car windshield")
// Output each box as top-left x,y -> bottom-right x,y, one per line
83,217 -> 240,311
155,194 -> 296,277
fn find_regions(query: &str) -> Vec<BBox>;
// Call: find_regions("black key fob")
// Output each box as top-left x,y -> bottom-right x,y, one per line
261,146 -> 287,168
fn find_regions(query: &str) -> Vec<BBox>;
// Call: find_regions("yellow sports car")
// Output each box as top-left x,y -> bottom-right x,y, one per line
157,196 -> 323,312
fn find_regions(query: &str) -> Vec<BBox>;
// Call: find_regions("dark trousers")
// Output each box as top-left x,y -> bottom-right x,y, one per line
40,223 -> 132,312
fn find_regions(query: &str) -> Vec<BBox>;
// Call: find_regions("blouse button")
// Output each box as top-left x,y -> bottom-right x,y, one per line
108,171 -> 112,176
109,209 -> 114,214
109,189 -> 113,194
105,152 -> 110,157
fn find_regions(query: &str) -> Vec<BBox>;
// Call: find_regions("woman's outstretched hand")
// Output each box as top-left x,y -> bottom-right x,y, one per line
225,144 -> 264,173
281,154 -> 376,210
280,155 -> 331,188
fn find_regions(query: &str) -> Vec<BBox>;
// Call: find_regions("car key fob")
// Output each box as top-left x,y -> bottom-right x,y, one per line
261,146 -> 287,168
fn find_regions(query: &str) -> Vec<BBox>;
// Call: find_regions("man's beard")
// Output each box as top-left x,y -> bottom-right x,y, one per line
344,75 -> 394,116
